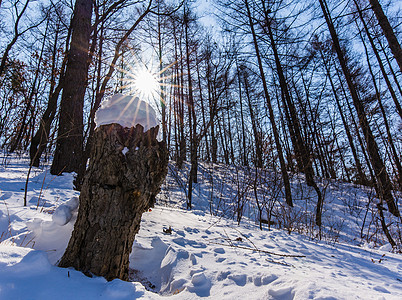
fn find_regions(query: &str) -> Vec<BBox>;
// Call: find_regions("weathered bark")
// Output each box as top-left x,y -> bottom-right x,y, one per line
59,123 -> 168,281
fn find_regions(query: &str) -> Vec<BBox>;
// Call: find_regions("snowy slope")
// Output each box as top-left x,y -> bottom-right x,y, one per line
0,155 -> 402,299
159,161 -> 402,248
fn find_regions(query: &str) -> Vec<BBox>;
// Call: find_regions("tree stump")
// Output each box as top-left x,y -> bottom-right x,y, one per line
59,123 -> 168,281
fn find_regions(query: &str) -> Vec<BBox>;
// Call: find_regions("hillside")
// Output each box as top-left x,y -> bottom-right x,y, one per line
0,155 -> 401,299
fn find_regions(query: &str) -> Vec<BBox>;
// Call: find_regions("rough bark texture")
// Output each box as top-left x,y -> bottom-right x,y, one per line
51,0 -> 93,175
59,123 -> 168,281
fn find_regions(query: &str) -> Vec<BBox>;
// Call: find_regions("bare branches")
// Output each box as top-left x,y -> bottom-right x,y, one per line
0,0 -> 48,77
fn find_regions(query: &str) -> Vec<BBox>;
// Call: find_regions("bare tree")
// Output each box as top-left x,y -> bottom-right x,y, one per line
244,0 -> 293,208
0,0 -> 45,77
318,0 -> 400,220
369,0 -> 402,73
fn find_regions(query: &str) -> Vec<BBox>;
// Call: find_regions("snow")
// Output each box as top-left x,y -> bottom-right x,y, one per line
52,204 -> 72,226
95,93 -> 159,132
122,147 -> 129,156
1,155 -> 402,299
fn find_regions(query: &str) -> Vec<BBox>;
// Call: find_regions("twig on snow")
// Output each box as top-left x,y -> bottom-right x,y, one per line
208,241 -> 306,258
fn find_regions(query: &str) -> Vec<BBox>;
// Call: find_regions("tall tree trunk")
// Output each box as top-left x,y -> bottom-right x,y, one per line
9,17 -> 49,153
319,0 -> 399,217
226,90 -> 235,164
208,69 -> 218,164
377,38 -> 402,98
196,50 -> 210,162
177,36 -> 186,169
357,19 -> 402,188
354,0 -> 402,121
218,117 -> 229,164
261,5 -> 322,220
337,66 -> 378,187
369,0 -> 402,73
235,58 -> 248,167
158,3 -> 167,143
184,5 -> 198,209
30,22 -> 66,167
293,75 -> 329,179
319,48 -> 368,185
244,0 -> 293,207
51,0 -> 93,175
243,71 -> 263,168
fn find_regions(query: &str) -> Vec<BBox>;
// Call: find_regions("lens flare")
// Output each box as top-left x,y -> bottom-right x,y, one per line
133,67 -> 159,99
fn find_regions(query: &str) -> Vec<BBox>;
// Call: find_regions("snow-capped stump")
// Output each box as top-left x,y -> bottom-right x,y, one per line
58,94 -> 168,281
94,93 -> 159,132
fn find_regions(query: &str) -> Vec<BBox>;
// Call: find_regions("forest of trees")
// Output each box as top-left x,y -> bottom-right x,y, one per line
0,0 -> 401,244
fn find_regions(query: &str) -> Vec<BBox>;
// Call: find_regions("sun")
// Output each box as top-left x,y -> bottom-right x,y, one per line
133,67 -> 159,99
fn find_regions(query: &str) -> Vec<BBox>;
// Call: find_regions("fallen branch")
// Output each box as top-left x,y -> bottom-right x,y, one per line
231,226 -> 259,252
208,241 -> 306,258
265,258 -> 294,267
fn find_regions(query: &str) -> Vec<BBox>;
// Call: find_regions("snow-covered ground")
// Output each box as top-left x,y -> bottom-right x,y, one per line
0,155 -> 402,299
